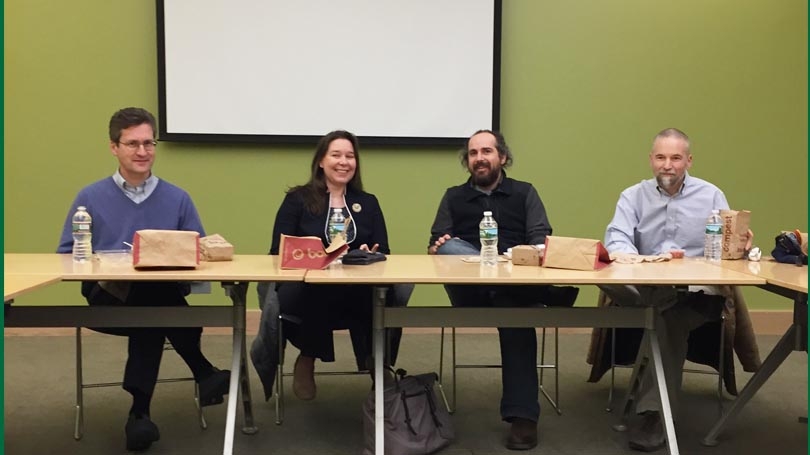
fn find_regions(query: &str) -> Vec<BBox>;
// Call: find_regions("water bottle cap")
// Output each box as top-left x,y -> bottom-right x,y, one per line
77,206 -> 87,211
483,211 -> 492,216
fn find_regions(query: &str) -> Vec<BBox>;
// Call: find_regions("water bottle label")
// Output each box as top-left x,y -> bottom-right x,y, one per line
329,224 -> 345,237
705,224 -> 722,235
480,228 -> 498,239
73,223 -> 90,231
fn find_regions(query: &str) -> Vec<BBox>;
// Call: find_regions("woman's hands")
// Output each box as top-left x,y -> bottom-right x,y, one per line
359,243 -> 379,253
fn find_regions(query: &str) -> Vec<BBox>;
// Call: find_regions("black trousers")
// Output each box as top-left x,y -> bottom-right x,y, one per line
276,282 -> 402,369
81,281 -> 213,398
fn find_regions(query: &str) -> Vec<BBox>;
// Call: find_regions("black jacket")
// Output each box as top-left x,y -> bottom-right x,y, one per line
270,186 -> 390,254
429,174 -> 552,253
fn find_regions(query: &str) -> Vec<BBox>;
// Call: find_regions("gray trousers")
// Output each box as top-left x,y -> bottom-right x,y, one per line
599,285 -> 723,416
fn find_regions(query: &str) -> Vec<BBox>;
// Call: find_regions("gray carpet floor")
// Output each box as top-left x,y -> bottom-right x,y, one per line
4,332 -> 807,454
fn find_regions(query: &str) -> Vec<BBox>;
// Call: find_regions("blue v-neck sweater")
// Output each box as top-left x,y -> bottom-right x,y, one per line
57,177 -> 205,253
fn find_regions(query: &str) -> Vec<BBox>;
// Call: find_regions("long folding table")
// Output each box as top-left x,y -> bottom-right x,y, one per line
702,259 -> 807,446
305,255 -> 767,455
7,253 -> 785,454
4,253 -> 305,455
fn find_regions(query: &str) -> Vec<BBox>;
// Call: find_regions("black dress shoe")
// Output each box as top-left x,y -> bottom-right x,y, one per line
125,414 -> 160,452
506,417 -> 538,450
198,369 -> 231,407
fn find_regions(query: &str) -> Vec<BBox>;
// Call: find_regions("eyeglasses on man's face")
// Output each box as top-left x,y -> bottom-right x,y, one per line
118,140 -> 157,151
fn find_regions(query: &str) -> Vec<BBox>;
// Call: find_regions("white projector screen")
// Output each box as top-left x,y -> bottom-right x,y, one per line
157,0 -> 501,146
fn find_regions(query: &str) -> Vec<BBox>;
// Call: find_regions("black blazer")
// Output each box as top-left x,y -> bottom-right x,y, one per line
269,187 -> 390,255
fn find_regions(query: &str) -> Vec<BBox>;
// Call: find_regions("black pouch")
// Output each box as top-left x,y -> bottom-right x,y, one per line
772,231 -> 808,265
342,250 -> 387,265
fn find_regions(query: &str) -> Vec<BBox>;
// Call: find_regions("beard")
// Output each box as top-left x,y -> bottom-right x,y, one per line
470,161 -> 502,188
655,173 -> 682,192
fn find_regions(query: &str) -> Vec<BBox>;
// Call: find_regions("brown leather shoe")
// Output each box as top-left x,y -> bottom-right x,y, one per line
292,355 -> 316,400
506,417 -> 538,450
628,411 -> 666,452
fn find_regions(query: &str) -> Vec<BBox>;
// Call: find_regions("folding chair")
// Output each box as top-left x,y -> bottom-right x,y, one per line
73,327 -> 207,440
437,325 -> 561,415
273,314 -> 374,424
603,285 -> 727,416
270,283 -> 414,425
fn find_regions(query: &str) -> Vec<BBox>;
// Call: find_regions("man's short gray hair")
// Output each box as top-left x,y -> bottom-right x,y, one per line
653,128 -> 691,153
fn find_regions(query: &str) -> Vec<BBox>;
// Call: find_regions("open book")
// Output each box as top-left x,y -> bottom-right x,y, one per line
279,233 -> 349,270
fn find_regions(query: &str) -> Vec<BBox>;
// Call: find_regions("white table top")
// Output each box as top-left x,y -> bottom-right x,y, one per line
4,274 -> 62,301
715,258 -> 807,294
4,253 -> 306,282
305,255 -> 767,286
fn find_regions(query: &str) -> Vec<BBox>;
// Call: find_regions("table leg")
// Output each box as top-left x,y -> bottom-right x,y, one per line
648,328 -> 679,455
221,282 -> 257,455
702,322 -> 799,446
373,286 -> 389,455
239,336 -> 258,434
614,328 -> 680,455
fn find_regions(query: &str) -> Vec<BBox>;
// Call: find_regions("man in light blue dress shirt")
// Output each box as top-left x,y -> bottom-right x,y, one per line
602,128 -> 752,452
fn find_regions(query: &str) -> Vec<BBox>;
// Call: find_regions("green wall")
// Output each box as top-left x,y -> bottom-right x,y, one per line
5,0 -> 807,310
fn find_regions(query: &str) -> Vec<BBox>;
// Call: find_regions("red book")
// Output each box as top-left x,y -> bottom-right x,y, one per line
279,234 -> 349,270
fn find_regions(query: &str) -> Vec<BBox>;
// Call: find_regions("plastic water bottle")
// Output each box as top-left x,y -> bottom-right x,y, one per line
72,206 -> 93,262
479,211 -> 498,267
704,209 -> 722,262
328,208 -> 346,244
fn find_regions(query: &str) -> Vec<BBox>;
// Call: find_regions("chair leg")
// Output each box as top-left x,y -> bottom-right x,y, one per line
716,314 -> 726,417
74,327 -> 84,441
607,317 -> 727,417
451,327 -> 458,414
607,327 -> 617,412
275,315 -> 284,425
539,328 -> 546,385
538,327 -> 562,415
194,382 -> 208,429
437,327 -> 453,414
554,327 -> 560,412
74,329 -> 209,438
438,327 -> 445,385
159,340 -> 207,429
447,326 -> 563,415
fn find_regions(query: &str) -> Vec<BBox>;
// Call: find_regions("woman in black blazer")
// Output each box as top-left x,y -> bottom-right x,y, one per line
269,130 -> 394,401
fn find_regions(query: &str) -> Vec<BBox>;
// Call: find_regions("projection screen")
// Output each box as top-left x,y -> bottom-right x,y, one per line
157,0 -> 501,146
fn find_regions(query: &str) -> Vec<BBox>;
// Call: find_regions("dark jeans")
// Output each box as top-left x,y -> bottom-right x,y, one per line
81,281 -> 213,398
437,238 -> 546,422
443,285 -> 542,422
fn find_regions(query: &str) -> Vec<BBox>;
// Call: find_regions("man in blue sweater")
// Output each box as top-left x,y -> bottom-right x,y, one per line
57,107 -> 230,452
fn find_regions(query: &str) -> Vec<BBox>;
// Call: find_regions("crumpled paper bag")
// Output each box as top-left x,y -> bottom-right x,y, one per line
609,252 -> 673,264
200,234 -> 234,261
